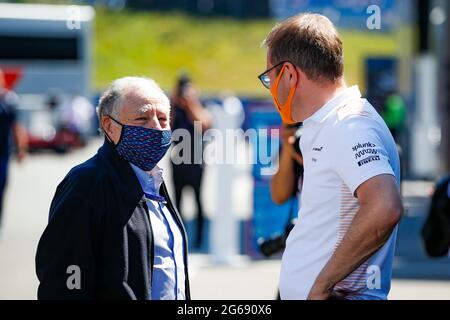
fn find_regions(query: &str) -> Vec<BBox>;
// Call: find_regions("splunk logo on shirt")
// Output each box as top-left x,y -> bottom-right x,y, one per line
352,142 -> 381,167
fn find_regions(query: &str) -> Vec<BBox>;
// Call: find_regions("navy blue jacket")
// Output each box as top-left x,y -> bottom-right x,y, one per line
35,139 -> 190,299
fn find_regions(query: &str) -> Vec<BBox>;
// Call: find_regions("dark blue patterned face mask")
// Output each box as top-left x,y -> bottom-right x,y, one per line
107,116 -> 172,171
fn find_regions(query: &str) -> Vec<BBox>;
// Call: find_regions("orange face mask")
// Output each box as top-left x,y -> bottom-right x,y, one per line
270,64 -> 298,124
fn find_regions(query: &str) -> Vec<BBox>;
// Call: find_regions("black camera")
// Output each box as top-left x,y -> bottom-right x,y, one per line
258,222 -> 295,257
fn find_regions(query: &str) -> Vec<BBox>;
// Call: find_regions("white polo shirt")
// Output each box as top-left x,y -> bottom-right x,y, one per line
279,86 -> 400,300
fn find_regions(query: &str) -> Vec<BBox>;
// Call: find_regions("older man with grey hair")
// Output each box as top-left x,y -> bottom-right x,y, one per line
36,77 -> 190,300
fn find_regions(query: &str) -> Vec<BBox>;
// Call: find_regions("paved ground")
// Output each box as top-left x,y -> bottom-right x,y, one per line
0,138 -> 449,300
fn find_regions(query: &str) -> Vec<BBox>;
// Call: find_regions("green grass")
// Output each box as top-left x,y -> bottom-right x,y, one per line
10,3 -> 400,94
95,9 -> 274,95
94,8 -> 398,96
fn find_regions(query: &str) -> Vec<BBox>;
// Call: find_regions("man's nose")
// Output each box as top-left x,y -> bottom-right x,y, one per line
146,115 -> 163,130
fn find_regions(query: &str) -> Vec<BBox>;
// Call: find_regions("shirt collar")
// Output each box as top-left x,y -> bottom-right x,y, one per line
305,85 -> 362,125
130,163 -> 164,197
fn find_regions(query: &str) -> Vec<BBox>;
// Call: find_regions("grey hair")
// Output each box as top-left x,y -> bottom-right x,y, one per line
96,76 -> 169,133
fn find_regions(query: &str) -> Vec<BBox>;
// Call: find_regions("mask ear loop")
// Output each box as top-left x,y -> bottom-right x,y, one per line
272,64 -> 298,124
103,116 -> 124,146
271,64 -> 287,111
108,116 -> 125,126
285,75 -> 299,123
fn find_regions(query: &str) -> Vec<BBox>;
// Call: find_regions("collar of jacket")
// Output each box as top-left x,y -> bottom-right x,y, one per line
97,138 -> 145,206
97,138 -> 172,207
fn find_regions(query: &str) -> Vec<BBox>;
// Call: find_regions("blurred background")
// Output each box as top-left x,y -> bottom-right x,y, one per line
0,0 -> 449,299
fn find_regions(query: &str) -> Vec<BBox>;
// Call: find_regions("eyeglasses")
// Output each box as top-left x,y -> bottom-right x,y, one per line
257,61 -> 288,89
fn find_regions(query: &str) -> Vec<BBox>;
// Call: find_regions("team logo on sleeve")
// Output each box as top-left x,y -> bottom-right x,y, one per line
352,142 -> 381,167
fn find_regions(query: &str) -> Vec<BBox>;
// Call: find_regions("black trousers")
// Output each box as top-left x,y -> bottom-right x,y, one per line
171,163 -> 204,248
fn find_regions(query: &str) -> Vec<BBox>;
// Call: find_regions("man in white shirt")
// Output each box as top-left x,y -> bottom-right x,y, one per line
258,13 -> 403,300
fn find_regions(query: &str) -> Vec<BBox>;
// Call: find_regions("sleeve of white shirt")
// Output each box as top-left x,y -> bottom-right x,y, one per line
332,115 -> 395,196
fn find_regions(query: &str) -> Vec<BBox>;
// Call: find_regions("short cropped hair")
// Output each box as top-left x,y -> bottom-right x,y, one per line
263,13 -> 344,83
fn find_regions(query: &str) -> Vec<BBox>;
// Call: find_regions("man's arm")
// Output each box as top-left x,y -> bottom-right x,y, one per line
36,189 -> 98,299
175,85 -> 212,131
271,126 -> 303,204
307,174 -> 402,300
11,122 -> 28,163
271,147 -> 296,204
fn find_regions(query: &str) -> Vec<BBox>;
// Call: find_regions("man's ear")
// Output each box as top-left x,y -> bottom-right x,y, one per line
285,62 -> 299,88
101,116 -> 113,136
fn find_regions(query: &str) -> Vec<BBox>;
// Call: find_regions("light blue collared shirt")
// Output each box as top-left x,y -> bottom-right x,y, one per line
130,163 -> 186,300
